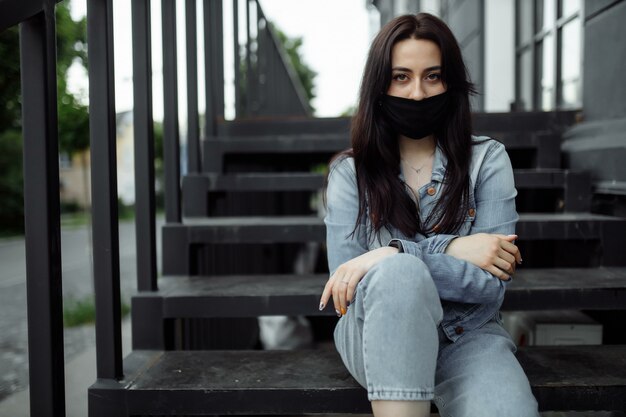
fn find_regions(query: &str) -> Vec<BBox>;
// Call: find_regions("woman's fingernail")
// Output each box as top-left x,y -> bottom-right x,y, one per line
319,302 -> 325,311
347,300 -> 351,307
336,309 -> 341,317
340,307 -> 347,315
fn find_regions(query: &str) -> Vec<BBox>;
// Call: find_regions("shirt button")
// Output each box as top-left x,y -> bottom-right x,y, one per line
468,208 -> 476,217
455,326 -> 464,335
427,187 -> 436,196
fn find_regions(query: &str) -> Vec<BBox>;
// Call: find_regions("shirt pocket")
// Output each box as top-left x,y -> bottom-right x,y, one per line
456,208 -> 476,236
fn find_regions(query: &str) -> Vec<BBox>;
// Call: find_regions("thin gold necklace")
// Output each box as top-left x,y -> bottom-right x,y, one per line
401,150 -> 435,178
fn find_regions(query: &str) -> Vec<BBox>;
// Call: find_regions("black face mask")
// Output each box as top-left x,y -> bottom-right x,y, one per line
379,91 -> 450,140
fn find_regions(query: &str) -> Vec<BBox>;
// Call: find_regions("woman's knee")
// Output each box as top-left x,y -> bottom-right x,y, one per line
365,253 -> 438,302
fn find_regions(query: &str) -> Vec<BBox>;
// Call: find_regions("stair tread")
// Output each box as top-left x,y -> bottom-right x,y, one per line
167,213 -> 625,246
183,169 -> 588,191
91,345 -> 626,413
180,212 -> 622,226
145,268 -> 626,316
128,346 -> 626,389
202,131 -> 553,152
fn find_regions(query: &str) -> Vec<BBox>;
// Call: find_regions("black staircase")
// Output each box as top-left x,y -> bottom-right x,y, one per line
89,0 -> 626,413
4,0 -> 626,415
90,106 -> 626,415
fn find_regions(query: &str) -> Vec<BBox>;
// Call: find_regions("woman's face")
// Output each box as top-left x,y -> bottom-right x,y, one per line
387,38 -> 446,100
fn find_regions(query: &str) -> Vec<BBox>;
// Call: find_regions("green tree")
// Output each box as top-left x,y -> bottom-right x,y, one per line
272,24 -> 317,106
0,3 -> 88,234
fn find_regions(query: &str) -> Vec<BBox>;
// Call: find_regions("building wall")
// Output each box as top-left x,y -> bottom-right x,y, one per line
440,0 -> 485,111
562,0 -> 626,193
484,0 -> 514,111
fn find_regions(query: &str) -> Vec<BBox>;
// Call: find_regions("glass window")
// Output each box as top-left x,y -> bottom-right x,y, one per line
544,0 -> 556,30
541,34 -> 555,110
518,0 -> 534,45
520,49 -> 533,110
516,0 -> 581,110
560,0 -> 581,18
560,18 -> 582,107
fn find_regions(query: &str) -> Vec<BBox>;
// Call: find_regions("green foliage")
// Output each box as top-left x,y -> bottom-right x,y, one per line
63,295 -> 131,327
271,23 -> 317,107
0,3 -> 89,233
0,129 -> 24,234
56,3 -> 90,155
0,27 -> 21,130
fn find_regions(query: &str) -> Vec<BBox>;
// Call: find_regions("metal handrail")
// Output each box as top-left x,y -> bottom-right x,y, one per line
4,0 -> 67,415
235,0 -> 313,117
255,0 -> 312,115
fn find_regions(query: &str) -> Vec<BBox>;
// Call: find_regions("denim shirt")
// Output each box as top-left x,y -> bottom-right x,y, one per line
324,136 -> 519,342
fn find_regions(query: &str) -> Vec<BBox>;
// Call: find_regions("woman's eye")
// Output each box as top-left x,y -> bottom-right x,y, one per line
426,73 -> 441,81
393,73 -> 409,81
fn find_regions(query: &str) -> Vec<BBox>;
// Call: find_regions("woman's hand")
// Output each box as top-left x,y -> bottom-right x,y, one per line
319,246 -> 399,317
444,233 -> 522,281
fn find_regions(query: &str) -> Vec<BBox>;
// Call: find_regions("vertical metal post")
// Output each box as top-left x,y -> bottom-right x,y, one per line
132,0 -> 158,292
233,0 -> 240,117
245,0 -> 251,115
186,0 -> 201,172
163,0 -> 182,223
203,0 -> 224,137
255,0 -> 265,112
203,0 -> 216,137
213,0 -> 225,121
20,3 -> 66,415
87,0 -> 124,379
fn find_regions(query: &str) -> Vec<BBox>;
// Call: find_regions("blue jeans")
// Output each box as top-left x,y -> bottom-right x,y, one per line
333,254 -> 540,417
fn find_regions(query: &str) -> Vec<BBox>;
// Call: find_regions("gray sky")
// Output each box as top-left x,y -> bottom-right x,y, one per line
68,0 -> 377,122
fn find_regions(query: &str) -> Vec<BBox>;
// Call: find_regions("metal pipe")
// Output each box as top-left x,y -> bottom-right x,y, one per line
20,3 -> 66,414
132,0 -> 158,291
87,0 -> 124,379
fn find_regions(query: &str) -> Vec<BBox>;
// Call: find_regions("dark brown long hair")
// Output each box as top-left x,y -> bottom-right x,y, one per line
328,13 -> 477,241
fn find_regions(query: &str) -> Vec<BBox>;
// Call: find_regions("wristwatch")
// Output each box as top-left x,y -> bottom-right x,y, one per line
388,239 -> 404,253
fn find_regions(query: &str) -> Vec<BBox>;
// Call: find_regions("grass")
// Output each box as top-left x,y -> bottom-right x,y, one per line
60,211 -> 90,228
63,296 -> 131,327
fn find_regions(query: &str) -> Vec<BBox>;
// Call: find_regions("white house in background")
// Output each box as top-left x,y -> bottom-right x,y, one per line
59,111 -> 136,208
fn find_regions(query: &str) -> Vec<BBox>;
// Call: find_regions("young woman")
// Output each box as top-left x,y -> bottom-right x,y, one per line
319,13 -> 540,417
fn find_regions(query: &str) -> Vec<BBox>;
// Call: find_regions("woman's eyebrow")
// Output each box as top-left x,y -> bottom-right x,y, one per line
391,65 -> 442,73
422,65 -> 442,73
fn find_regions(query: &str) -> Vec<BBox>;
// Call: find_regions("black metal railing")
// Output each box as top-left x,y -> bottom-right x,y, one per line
3,0 -> 315,414
235,0 -> 313,118
1,0 -> 66,415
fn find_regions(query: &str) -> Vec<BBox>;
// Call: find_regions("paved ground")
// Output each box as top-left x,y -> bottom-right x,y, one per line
0,217 -> 162,403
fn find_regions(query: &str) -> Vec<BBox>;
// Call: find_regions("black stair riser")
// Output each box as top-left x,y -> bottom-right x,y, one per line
214,111 -> 576,136
182,170 -> 591,216
163,216 -> 626,274
202,132 -> 561,172
183,170 -> 586,191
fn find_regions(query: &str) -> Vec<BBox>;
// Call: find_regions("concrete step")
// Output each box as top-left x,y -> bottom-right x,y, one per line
88,345 -> 626,414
